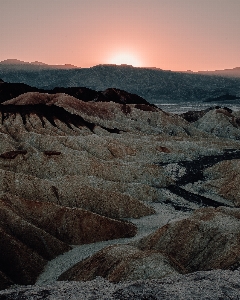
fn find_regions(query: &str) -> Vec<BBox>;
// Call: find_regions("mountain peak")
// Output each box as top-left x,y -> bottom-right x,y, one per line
0,59 -> 79,69
0,59 -> 30,65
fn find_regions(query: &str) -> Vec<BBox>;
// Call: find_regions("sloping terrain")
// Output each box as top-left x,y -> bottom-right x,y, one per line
59,206 -> 240,282
1,270 -> 240,299
1,85 -> 240,292
58,244 -> 182,282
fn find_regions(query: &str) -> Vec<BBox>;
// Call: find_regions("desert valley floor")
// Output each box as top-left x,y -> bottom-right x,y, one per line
1,80 -> 240,298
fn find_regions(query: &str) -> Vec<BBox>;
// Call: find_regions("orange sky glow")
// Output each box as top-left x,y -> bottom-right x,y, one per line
1,0 -> 240,71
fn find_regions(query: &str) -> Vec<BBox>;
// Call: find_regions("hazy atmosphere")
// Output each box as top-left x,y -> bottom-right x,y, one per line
3,1 -> 240,299
1,0 -> 240,71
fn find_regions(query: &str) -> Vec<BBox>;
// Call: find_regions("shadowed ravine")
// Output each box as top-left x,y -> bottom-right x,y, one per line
26,151 -> 240,284
36,203 -> 192,285
1,85 -> 240,294
160,149 -> 240,207
0,104 -> 122,134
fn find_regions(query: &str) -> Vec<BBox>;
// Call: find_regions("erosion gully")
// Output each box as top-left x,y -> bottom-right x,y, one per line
160,148 -> 240,207
36,149 -> 240,285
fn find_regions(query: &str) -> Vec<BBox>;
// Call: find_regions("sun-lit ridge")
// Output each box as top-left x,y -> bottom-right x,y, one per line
108,52 -> 141,67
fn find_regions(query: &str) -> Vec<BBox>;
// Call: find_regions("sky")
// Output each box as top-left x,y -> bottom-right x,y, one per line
0,0 -> 240,71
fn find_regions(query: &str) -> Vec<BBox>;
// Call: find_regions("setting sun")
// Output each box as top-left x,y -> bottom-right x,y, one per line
108,52 -> 142,67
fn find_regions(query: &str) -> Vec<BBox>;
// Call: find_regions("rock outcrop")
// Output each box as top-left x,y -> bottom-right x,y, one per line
1,270 -> 240,299
0,80 -> 40,103
0,79 -> 157,108
0,271 -> 12,291
60,206 -> 240,283
201,159 -> 240,207
99,87 -> 154,106
1,194 -> 137,245
58,244 -> 182,282
134,206 -> 240,272
180,106 -> 219,122
193,107 -> 240,139
0,193 -> 137,287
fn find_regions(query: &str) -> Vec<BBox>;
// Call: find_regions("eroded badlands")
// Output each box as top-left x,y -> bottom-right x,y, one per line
1,81 -> 240,298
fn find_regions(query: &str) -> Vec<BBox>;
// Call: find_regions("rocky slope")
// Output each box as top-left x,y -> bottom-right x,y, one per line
58,244 -> 182,283
1,83 -> 240,294
58,206 -> 240,282
1,270 -> 240,299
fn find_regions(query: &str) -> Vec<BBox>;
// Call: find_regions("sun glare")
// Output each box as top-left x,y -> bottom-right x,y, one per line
108,52 -> 141,67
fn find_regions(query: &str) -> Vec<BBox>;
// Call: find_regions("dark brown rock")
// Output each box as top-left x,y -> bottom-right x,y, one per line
0,271 -> 13,291
99,88 -> 152,106
0,198 -> 71,260
58,244 -> 182,283
51,87 -> 99,102
180,107 -> 216,122
0,227 -> 46,285
135,207 -> 240,273
134,103 -> 159,112
44,151 -> 61,156
0,150 -> 27,159
156,146 -> 171,153
0,82 -> 40,103
2,194 -> 137,245
0,80 -> 154,108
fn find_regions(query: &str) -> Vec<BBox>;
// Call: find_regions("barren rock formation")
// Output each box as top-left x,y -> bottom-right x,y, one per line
182,158 -> 240,207
2,84 -> 240,293
99,87 -> 154,106
1,92 -> 202,136
58,244 -> 182,282
2,270 -> 240,299
0,271 -> 12,291
193,107 -> 240,139
1,194 -> 137,244
134,206 -> 240,272
203,159 -> 240,206
180,106 -> 219,122
51,86 -> 100,102
0,79 -> 157,108
0,226 -> 47,285
0,80 -> 40,103
0,192 -> 137,288
0,170 -> 155,219
61,206 -> 240,283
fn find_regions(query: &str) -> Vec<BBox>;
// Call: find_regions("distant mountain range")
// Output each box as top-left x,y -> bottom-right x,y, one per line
1,59 -> 240,103
0,59 -> 78,70
197,67 -> 240,78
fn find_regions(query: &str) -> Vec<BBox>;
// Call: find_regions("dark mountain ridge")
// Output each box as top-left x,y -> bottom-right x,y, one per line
0,59 -> 78,70
1,64 -> 240,103
0,79 -> 155,108
198,67 -> 240,78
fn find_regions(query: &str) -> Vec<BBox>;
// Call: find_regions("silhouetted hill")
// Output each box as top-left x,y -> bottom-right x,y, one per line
204,93 -> 240,102
0,59 -> 78,70
1,63 -> 240,103
0,80 -> 40,102
0,79 -> 155,108
198,67 -> 240,78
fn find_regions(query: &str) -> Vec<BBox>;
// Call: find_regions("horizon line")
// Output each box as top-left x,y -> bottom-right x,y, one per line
0,58 -> 240,73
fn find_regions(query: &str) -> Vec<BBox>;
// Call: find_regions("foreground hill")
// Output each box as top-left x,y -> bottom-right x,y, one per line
1,85 -> 240,293
0,78 -> 152,105
1,270 -> 240,299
